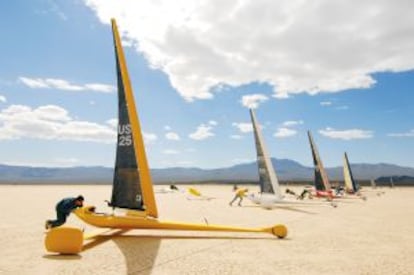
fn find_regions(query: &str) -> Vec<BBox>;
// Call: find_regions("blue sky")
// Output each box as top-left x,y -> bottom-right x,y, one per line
0,0 -> 413,169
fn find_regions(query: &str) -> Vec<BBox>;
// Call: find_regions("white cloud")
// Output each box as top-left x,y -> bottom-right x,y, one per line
232,122 -> 253,133
388,130 -> 414,138
320,101 -> 332,106
143,132 -> 158,144
165,131 -> 180,140
106,118 -> 118,128
274,127 -> 297,138
319,127 -> 373,140
282,120 -> 303,127
0,104 -> 116,142
0,95 -> 6,103
241,94 -> 268,109
83,1 -> 414,101
230,134 -> 243,139
208,120 -> 218,126
84,83 -> 115,93
189,124 -> 215,140
164,125 -> 171,131
19,77 -> 115,93
162,149 -> 180,155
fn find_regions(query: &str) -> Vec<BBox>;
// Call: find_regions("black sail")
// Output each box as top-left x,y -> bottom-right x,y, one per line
110,24 -> 144,210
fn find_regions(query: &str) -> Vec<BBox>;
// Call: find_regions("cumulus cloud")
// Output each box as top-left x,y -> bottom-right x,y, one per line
282,120 -> 303,127
83,0 -> 414,101
274,127 -> 297,138
388,130 -> 414,137
0,104 -> 116,142
241,94 -> 268,109
189,124 -> 215,140
232,122 -> 253,133
165,131 -> 180,140
19,77 -> 115,93
0,95 -> 6,103
319,127 -> 373,140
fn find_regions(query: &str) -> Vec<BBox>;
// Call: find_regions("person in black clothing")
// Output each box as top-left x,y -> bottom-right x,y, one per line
45,195 -> 84,229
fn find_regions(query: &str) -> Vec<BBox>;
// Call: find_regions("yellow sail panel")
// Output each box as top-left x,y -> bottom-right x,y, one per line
111,19 -> 158,218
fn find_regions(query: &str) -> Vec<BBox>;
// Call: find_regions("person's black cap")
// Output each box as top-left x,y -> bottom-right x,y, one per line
76,195 -> 84,201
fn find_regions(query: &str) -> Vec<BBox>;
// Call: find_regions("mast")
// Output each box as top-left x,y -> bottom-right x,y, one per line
307,131 -> 331,191
250,109 -> 282,199
110,19 -> 158,218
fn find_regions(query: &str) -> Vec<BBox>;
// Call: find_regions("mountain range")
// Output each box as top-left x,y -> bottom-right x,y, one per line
1,158 -> 414,184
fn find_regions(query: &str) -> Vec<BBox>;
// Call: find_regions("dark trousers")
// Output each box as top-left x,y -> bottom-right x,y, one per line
229,195 -> 243,206
48,211 -> 68,227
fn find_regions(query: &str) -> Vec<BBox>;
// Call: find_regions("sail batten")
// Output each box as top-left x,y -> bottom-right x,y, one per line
307,131 -> 331,191
110,19 -> 158,218
250,109 -> 282,199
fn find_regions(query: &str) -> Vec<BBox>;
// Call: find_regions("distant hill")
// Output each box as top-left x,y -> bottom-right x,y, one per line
1,159 -> 414,184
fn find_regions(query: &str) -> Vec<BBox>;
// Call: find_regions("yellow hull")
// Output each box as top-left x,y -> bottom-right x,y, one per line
74,206 -> 287,236
188,187 -> 202,196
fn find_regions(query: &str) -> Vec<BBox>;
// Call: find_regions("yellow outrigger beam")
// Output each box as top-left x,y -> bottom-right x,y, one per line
74,206 -> 286,236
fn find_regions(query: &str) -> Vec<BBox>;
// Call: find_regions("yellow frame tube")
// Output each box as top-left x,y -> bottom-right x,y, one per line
74,207 -> 287,238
